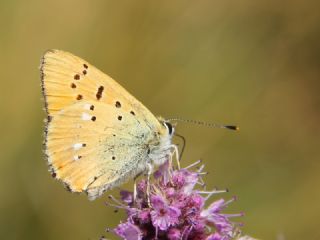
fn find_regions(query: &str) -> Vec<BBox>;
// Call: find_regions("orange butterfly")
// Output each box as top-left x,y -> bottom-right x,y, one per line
41,50 -> 177,200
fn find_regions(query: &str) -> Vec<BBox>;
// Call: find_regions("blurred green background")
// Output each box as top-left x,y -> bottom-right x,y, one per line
0,0 -> 319,239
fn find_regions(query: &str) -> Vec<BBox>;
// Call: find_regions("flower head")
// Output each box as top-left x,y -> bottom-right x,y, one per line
150,195 -> 181,231
107,159 -> 253,239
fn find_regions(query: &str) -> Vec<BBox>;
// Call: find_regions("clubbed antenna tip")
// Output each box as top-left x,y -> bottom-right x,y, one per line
224,125 -> 239,131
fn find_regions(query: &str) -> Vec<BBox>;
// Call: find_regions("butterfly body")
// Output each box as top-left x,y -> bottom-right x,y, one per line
41,50 -> 174,200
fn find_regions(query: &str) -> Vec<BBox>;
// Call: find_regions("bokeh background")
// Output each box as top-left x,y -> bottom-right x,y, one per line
0,0 -> 319,239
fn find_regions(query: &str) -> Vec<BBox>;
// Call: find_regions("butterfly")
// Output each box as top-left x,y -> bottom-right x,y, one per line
40,50 -> 177,200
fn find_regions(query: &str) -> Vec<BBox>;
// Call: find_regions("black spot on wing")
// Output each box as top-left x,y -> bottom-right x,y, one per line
64,183 -> 72,192
96,86 -> 104,100
115,101 -> 121,108
47,115 -> 53,122
51,171 -> 57,178
74,74 -> 80,80
76,94 -> 83,100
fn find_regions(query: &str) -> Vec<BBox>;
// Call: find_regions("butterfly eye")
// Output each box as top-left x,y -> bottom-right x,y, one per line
164,122 -> 174,135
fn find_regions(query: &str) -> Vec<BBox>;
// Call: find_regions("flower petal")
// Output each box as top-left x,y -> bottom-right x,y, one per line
114,222 -> 142,240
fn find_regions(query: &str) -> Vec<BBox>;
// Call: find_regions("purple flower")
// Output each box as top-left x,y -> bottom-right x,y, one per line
154,160 -> 171,185
168,228 -> 181,240
137,210 -> 150,224
150,195 -> 181,231
172,169 -> 198,194
201,197 -> 244,237
206,232 -> 223,240
120,190 -> 133,204
108,159 -> 253,239
114,222 -> 142,240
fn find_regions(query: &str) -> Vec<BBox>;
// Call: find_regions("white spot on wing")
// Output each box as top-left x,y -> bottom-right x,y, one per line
73,155 -> 80,161
73,143 -> 83,150
84,104 -> 91,110
82,112 -> 91,121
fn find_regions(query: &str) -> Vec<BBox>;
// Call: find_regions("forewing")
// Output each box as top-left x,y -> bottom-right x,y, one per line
41,50 -> 142,115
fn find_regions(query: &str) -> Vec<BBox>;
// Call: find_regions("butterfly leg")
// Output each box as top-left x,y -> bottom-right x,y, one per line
146,162 -> 153,207
133,179 -> 137,203
133,171 -> 143,204
170,144 -> 180,169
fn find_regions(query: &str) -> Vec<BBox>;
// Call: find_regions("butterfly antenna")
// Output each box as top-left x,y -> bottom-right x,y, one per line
167,118 -> 239,131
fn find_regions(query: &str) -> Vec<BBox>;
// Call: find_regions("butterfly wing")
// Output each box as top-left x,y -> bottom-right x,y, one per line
41,50 -> 162,199
41,50 -> 154,119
